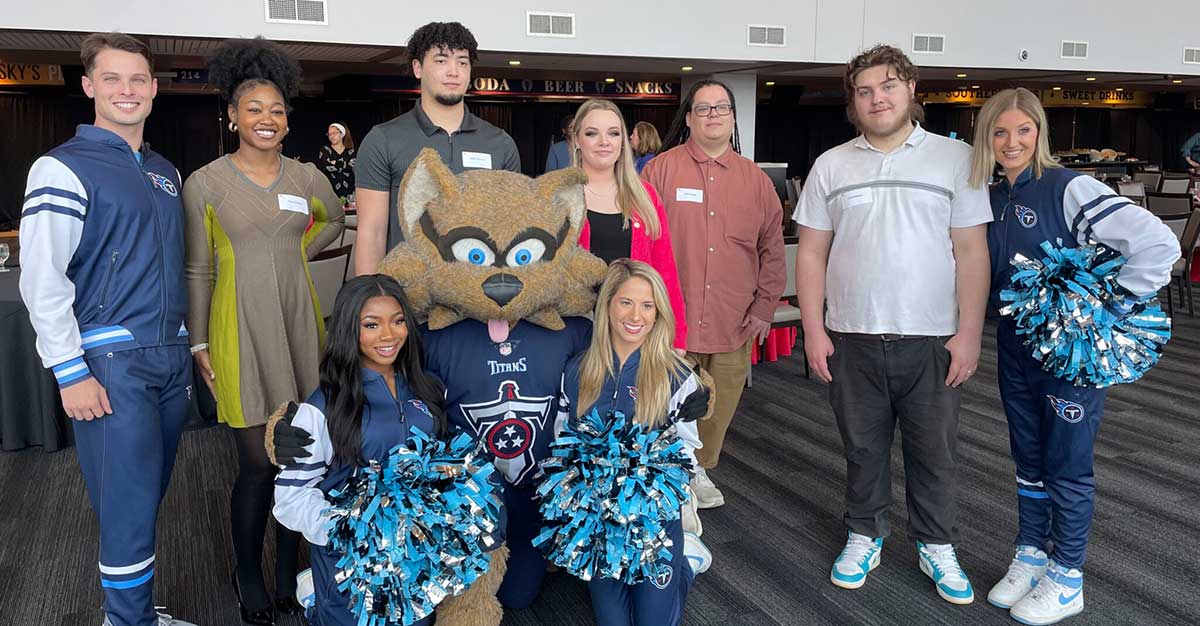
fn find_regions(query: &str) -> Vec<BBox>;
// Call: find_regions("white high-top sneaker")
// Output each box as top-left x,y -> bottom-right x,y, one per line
916,542 -> 975,604
830,531 -> 883,589
691,467 -> 725,509
987,545 -> 1048,609
683,532 -> 713,575
1009,560 -> 1084,625
296,568 -> 316,609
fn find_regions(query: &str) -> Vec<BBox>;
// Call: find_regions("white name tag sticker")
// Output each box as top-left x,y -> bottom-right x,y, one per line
461,151 -> 493,169
277,194 -> 309,215
675,188 -> 704,203
842,188 -> 873,207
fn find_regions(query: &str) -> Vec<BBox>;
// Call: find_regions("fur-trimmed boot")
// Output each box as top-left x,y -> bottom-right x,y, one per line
435,543 -> 510,626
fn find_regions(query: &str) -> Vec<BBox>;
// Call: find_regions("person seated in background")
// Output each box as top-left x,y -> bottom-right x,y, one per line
1181,129 -> 1200,173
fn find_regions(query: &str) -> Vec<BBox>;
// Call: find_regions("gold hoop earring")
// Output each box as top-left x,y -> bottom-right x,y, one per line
228,121 -> 237,132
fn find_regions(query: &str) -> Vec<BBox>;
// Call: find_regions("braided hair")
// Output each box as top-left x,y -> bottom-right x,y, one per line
660,79 -> 741,154
208,37 -> 302,107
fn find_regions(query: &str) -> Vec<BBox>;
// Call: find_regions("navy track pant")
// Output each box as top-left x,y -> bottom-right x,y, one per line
996,319 -> 1105,569
74,346 -> 192,626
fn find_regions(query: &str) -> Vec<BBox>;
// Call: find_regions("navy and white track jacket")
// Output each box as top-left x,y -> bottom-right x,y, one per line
273,370 -> 438,546
19,125 -> 189,387
988,166 -> 1180,311
555,349 -> 703,467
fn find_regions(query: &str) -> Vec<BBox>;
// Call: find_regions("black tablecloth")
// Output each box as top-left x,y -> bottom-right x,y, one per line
0,267 -> 216,452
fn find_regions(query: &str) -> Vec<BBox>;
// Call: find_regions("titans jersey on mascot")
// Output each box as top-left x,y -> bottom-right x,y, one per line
423,317 -> 592,487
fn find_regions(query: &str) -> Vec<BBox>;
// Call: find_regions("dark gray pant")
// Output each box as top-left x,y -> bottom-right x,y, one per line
828,332 -> 962,544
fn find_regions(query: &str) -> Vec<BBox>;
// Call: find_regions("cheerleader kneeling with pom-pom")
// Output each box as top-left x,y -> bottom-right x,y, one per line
270,275 -> 504,626
536,259 -> 713,626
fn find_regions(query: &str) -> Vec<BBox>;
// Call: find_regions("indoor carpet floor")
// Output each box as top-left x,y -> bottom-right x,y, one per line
2,300 -> 1197,626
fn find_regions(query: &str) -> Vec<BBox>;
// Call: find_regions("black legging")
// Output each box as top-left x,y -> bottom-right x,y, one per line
230,425 -> 301,610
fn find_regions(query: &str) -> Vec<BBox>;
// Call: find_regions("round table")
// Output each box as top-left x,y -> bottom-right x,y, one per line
0,267 -> 216,452
0,267 -> 74,451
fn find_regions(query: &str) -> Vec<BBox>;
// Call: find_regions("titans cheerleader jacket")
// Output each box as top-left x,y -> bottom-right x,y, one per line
19,125 -> 189,388
273,370 -> 439,546
988,166 -> 1180,310
555,349 -> 703,466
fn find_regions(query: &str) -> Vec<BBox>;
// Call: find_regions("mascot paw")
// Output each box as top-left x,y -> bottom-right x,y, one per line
435,543 -> 510,626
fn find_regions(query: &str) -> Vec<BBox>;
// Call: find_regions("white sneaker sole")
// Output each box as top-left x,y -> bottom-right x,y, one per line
830,550 -> 880,590
919,557 -> 975,605
1010,601 -> 1084,626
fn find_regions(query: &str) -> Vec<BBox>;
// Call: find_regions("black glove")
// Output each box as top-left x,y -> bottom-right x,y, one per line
676,367 -> 710,423
273,402 -> 314,465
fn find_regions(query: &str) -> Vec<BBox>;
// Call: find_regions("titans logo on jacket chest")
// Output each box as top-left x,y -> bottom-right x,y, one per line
460,381 -> 553,483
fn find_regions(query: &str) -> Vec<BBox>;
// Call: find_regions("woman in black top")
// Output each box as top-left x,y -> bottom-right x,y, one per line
317,122 -> 356,200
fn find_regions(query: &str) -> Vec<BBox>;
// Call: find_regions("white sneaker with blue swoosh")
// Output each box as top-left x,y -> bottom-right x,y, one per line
683,532 -> 712,574
987,545 -> 1048,608
1009,560 -> 1084,625
830,532 -> 882,589
917,542 -> 975,604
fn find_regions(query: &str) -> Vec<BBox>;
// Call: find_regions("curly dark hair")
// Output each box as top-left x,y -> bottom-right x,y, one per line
207,37 -> 302,106
405,22 -> 479,66
844,44 -> 924,128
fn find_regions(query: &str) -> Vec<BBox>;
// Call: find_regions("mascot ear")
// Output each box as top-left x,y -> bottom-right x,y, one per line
534,167 -> 589,232
398,148 -> 459,237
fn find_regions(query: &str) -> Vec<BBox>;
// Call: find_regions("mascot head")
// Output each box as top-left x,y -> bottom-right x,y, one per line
378,148 -> 607,343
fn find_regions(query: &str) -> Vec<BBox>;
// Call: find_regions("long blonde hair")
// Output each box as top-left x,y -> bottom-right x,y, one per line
576,259 -> 688,428
571,98 -> 661,238
969,87 -> 1060,188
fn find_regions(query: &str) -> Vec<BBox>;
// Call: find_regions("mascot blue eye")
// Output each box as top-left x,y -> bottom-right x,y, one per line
505,239 -> 547,267
450,238 -> 496,266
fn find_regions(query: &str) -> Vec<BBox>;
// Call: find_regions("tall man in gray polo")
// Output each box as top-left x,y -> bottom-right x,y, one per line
355,21 -> 520,273
794,45 -> 991,604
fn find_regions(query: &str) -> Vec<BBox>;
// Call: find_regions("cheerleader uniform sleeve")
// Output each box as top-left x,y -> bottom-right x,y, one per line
273,403 -> 337,546
666,372 -> 704,467
1062,175 -> 1182,296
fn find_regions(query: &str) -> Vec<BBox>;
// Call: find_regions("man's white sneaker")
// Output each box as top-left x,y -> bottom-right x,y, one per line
681,487 -> 703,536
916,542 -> 975,604
691,467 -> 725,509
830,531 -> 883,589
1009,561 -> 1084,625
683,531 -> 712,575
987,545 -> 1048,609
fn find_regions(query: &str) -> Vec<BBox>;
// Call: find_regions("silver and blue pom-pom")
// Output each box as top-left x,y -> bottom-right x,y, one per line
999,239 -> 1171,388
533,409 -> 692,584
325,429 -> 502,626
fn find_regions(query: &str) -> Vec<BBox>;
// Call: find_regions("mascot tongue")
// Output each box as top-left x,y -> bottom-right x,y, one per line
488,319 -> 510,343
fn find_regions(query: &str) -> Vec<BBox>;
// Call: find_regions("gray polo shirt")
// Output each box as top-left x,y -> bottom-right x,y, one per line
355,102 -> 521,247
793,123 -> 992,336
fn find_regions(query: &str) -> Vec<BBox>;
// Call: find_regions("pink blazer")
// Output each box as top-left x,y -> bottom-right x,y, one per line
579,180 -> 689,350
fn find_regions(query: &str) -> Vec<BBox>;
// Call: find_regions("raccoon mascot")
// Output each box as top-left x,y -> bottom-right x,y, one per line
269,148 -> 604,625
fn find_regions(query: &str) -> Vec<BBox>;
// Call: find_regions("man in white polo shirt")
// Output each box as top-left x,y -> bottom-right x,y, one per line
794,45 -> 991,604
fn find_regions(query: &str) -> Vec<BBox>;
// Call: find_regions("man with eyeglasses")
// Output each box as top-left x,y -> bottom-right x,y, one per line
642,79 -> 786,519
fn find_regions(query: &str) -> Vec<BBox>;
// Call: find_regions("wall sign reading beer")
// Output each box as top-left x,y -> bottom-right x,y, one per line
364,75 -> 679,101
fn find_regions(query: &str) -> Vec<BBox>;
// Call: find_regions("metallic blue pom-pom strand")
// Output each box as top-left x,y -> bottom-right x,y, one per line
533,409 -> 692,584
999,240 -> 1171,388
325,429 -> 503,626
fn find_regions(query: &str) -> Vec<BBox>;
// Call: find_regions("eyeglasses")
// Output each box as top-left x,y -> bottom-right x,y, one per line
692,104 -> 734,117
